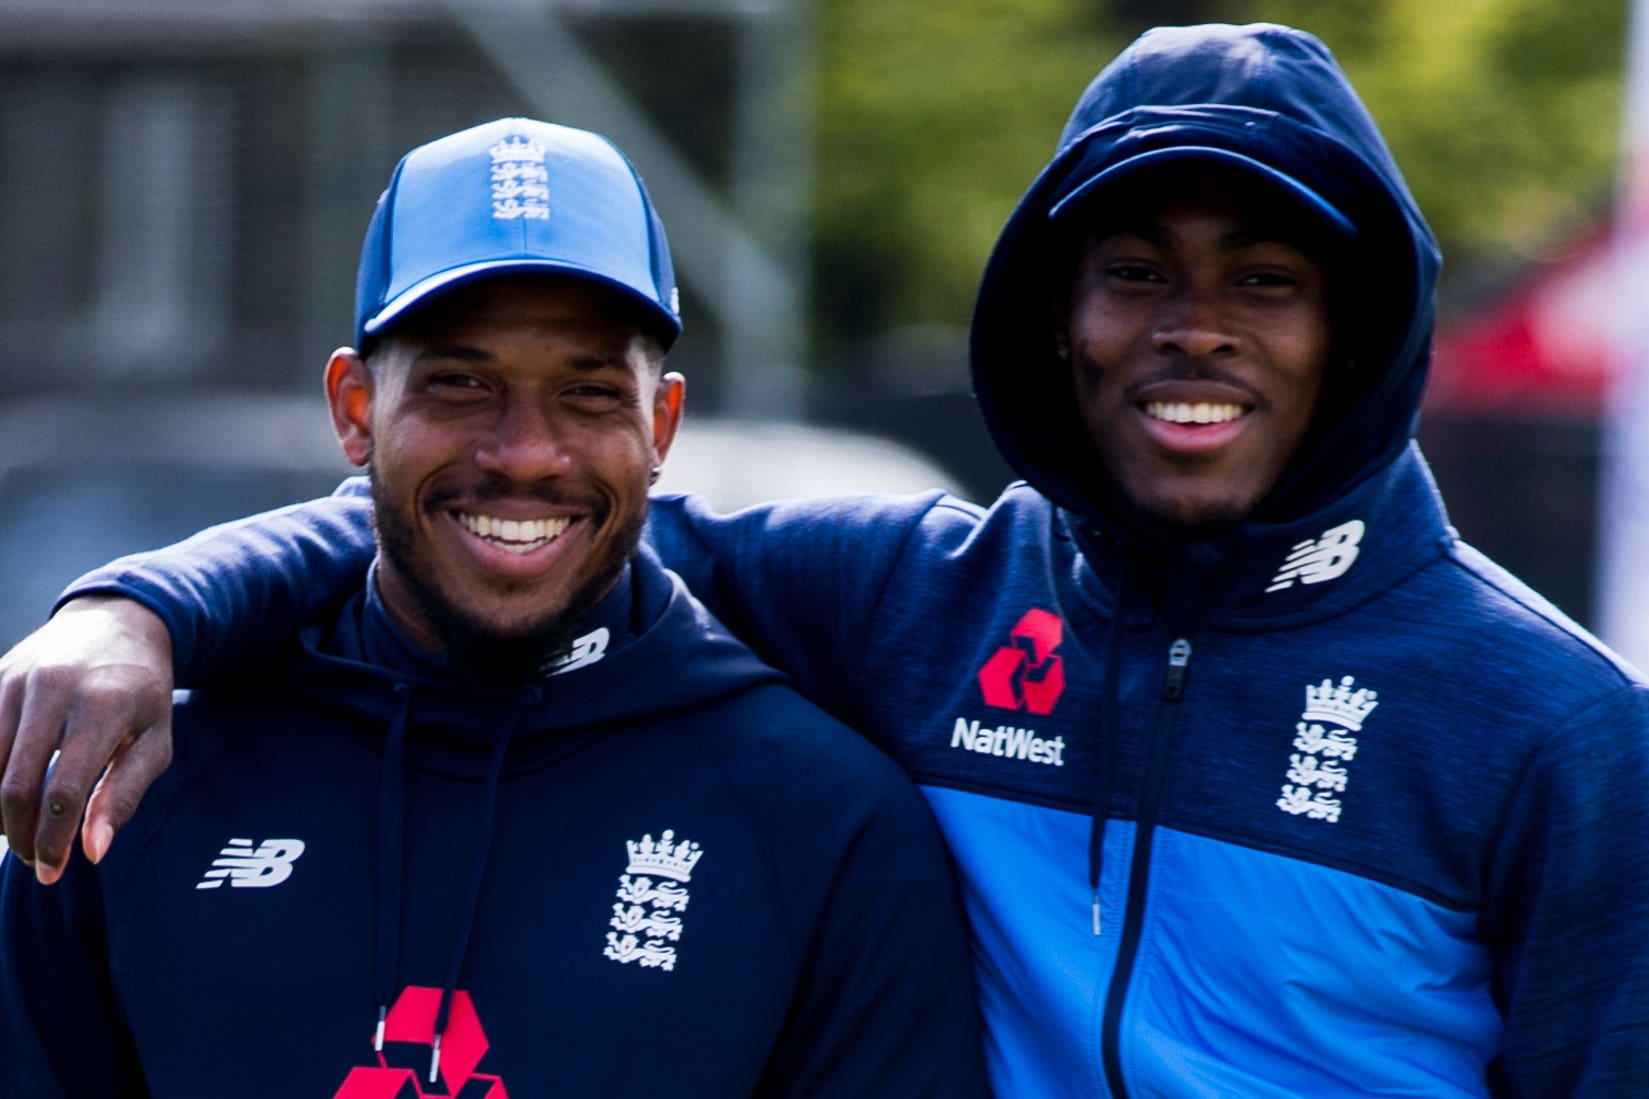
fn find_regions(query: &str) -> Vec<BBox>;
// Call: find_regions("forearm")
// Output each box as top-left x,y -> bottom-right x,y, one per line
60,480 -> 376,685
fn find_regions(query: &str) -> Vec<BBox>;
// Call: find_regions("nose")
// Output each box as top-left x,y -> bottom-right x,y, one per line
1152,284 -> 1239,359
474,394 -> 574,482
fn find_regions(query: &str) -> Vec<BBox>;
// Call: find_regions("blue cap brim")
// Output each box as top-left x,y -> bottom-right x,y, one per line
1048,145 -> 1358,239
363,258 -> 683,346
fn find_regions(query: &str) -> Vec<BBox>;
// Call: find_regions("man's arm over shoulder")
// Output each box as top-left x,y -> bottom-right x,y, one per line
0,480 -> 372,874
63,478 -> 375,682
1489,682 -> 1649,1096
647,490 -> 965,711
0,850 -> 146,1095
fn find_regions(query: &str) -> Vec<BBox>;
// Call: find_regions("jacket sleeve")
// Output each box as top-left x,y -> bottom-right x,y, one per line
1488,684 -> 1649,1096
0,851 -> 147,1096
60,483 -> 940,703
59,478 -> 376,686
645,491 -> 950,724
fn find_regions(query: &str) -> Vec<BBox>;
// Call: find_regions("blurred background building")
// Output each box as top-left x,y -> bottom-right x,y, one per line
0,0 -> 1639,650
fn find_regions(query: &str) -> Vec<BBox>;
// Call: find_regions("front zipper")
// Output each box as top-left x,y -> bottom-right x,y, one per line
1099,636 -> 1192,1098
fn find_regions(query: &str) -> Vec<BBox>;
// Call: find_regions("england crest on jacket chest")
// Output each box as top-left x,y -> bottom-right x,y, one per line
1275,675 -> 1379,824
602,829 -> 704,972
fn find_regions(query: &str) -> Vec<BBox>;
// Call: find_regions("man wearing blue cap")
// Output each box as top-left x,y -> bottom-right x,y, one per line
5,24 -> 1649,1097
0,118 -> 989,1097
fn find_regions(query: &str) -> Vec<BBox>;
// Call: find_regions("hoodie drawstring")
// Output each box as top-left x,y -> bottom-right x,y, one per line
428,685 -> 539,1085
1087,554 -> 1129,936
373,684 -> 413,1049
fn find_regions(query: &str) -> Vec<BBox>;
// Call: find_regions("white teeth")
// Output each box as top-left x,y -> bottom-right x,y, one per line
459,513 -> 572,553
1144,401 -> 1245,425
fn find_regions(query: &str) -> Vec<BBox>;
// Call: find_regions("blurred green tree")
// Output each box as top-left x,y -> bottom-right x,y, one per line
810,0 -> 1629,361
813,0 -> 1124,355
1235,0 -> 1629,303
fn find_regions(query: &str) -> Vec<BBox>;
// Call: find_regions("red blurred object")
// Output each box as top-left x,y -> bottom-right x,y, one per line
1428,226 -> 1616,415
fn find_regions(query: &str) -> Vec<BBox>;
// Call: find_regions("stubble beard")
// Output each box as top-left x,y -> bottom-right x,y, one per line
1109,483 -> 1254,543
371,472 -> 646,685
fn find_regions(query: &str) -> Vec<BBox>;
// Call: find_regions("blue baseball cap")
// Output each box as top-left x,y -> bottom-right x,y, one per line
354,117 -> 682,348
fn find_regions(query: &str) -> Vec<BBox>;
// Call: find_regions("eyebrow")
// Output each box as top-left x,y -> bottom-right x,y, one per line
411,344 -> 493,366
568,354 -> 633,373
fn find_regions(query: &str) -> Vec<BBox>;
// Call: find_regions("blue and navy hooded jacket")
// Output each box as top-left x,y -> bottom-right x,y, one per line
49,22 -> 1649,1099
1,548 -> 989,1097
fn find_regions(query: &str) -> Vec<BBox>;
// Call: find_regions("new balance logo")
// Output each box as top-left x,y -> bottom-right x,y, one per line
196,838 -> 306,890
1266,520 -> 1365,592
547,627 -> 609,675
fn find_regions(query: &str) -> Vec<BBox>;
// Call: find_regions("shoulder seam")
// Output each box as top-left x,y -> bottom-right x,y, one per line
1440,548 -> 1640,688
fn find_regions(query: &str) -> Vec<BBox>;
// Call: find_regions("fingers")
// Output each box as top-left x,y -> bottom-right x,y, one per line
32,683 -> 166,881
0,663 -> 71,871
83,713 -> 174,864
0,660 -> 28,858
0,598 -> 176,883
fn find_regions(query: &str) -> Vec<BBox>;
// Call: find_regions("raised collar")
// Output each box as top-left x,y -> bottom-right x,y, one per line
1068,443 -> 1454,630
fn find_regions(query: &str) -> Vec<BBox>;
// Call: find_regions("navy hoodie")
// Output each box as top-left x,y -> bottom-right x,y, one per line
44,23 -> 1649,1099
1,548 -> 989,1097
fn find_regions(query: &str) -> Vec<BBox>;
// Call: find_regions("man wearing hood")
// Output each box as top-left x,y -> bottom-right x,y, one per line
0,117 -> 988,1097
4,23 -> 1648,1098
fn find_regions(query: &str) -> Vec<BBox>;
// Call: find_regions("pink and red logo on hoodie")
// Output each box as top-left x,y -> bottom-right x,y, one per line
977,608 -> 1066,715
333,986 -> 506,1098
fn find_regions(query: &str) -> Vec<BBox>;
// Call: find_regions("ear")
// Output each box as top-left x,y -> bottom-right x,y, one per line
1049,296 -> 1071,362
649,371 -> 686,467
325,348 -> 375,468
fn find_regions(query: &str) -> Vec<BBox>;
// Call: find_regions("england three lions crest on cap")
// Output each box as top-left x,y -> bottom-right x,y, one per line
489,136 -> 550,221
603,830 -> 704,972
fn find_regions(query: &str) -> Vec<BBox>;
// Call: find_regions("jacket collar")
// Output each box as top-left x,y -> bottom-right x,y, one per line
284,544 -> 784,775
1069,443 -> 1453,629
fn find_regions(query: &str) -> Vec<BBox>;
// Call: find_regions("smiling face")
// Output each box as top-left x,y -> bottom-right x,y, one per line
327,275 -> 684,670
1061,174 -> 1334,536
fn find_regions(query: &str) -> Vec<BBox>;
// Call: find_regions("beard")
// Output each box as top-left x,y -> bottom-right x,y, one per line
371,470 -> 646,686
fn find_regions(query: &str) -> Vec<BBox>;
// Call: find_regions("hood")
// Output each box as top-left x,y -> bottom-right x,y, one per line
285,543 -> 784,773
970,22 -> 1442,526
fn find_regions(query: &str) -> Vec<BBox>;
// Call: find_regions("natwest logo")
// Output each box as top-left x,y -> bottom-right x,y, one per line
951,718 -> 1066,767
977,608 -> 1067,714
333,986 -> 507,1098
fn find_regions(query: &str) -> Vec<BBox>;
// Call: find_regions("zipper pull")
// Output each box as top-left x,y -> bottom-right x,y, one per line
1092,885 -> 1102,936
1162,638 -> 1192,700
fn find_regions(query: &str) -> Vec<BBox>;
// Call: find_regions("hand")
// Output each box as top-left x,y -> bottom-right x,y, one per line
0,596 -> 174,884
